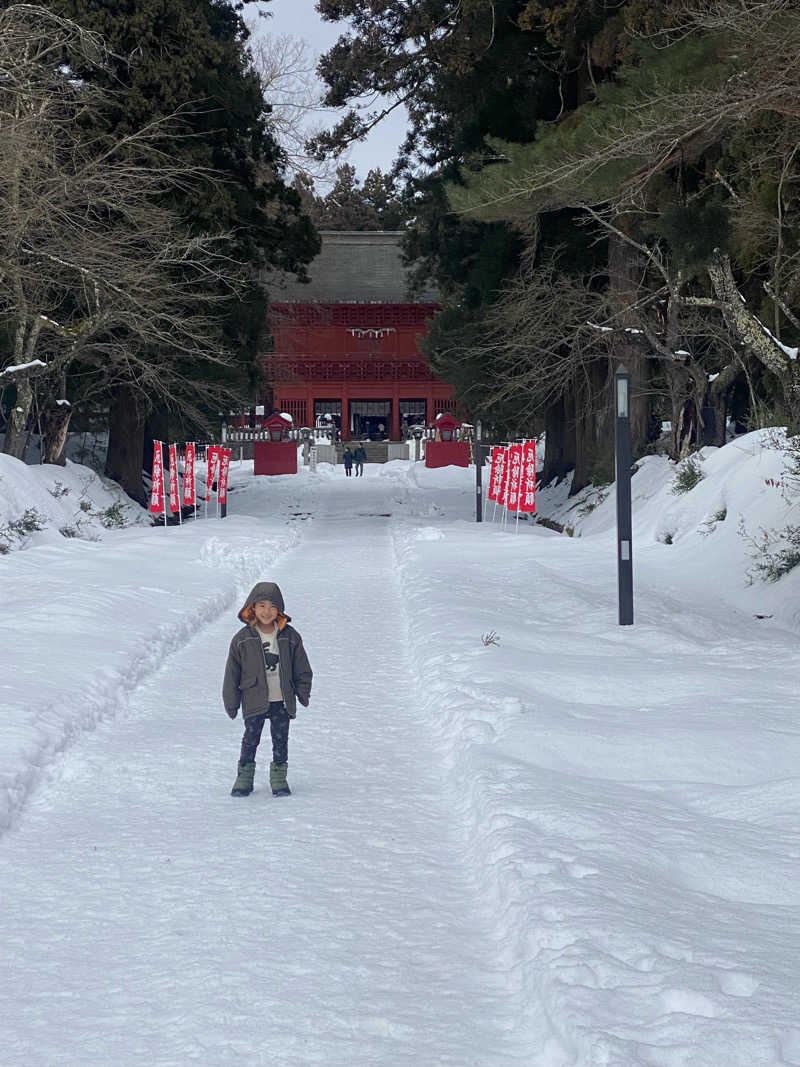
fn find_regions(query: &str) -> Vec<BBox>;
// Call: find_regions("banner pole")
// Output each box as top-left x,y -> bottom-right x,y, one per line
176,444 -> 183,526
520,437 -> 526,533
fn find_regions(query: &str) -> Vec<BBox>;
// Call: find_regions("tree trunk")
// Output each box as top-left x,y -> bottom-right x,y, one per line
39,370 -> 71,465
665,361 -> 693,458
2,376 -> 35,459
105,384 -> 147,504
571,411 -> 595,495
608,231 -> 651,459
41,401 -> 72,465
571,362 -> 611,495
143,409 -> 170,476
540,393 -> 576,485
707,250 -> 800,431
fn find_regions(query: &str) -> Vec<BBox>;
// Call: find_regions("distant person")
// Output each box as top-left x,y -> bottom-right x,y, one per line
354,443 -> 367,476
342,447 -> 354,476
222,582 -> 313,798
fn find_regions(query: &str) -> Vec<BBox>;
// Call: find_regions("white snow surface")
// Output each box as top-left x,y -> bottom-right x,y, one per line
2,432 -> 800,1066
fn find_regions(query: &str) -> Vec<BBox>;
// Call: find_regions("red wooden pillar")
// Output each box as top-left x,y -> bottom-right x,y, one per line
390,386 -> 401,441
342,395 -> 350,441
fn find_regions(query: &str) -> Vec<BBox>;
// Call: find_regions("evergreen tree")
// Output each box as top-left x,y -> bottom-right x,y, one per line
292,165 -> 408,231
16,0 -> 319,497
315,0 -> 800,482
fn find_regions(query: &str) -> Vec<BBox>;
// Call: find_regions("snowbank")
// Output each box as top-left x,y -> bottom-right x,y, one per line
0,456 -> 308,831
385,431 -> 800,1063
0,453 -> 151,553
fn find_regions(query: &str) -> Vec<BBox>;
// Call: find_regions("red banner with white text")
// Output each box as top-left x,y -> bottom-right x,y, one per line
519,440 -> 537,513
505,444 -> 523,512
183,442 -> 196,506
168,443 -> 180,513
489,446 -> 509,505
206,445 -> 221,502
217,448 -> 232,504
149,441 -> 165,514
488,446 -> 504,503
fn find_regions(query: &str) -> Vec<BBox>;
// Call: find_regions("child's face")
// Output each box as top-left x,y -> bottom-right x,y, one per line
253,600 -> 278,628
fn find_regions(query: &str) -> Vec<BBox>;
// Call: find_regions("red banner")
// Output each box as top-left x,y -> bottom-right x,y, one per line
488,446 -> 503,503
183,442 -> 196,506
149,441 -> 165,514
505,443 -> 523,512
218,448 -> 232,504
206,445 -> 221,502
168,443 -> 180,513
489,446 -> 508,504
519,440 -> 537,514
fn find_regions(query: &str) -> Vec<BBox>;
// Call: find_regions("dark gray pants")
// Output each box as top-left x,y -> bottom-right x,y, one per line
240,701 -> 290,764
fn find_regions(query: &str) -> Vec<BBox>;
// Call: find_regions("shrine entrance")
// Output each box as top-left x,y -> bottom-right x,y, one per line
399,398 -> 427,435
314,398 -> 341,432
350,399 -> 391,440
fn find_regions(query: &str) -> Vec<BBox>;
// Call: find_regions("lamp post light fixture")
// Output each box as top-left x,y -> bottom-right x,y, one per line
300,426 -> 312,465
411,424 -> 425,462
615,364 -> 634,625
475,420 -> 484,523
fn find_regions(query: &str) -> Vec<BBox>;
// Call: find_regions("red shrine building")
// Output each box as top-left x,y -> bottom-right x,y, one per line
263,231 -> 454,440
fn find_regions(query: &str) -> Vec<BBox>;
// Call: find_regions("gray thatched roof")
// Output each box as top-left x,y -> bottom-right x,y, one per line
267,231 -> 439,303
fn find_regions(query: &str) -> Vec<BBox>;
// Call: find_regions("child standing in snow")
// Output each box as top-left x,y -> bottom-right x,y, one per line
222,582 -> 312,797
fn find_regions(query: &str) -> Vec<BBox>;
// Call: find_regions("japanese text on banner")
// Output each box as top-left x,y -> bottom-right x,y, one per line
490,446 -> 509,505
168,443 -> 180,513
519,440 -> 537,513
149,441 -> 165,514
183,443 -> 195,506
206,445 -> 221,502
217,448 -> 232,504
505,444 -> 523,511
488,446 -> 504,503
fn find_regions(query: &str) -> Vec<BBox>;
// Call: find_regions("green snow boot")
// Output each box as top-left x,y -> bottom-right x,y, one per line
231,761 -> 256,797
270,761 -> 291,797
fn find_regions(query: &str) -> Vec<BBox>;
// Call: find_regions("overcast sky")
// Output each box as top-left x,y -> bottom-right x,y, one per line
252,0 -> 408,183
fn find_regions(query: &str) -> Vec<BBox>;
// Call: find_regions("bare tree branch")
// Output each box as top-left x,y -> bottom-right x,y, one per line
0,4 -> 249,459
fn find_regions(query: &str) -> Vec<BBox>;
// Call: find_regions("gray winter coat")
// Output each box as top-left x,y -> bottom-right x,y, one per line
222,582 -> 313,720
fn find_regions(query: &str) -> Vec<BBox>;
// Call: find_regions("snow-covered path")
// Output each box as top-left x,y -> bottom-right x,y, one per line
0,477 -> 527,1067
3,446 -> 800,1066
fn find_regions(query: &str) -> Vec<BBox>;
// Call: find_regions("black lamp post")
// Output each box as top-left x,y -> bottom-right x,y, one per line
475,420 -> 483,523
615,364 -> 634,625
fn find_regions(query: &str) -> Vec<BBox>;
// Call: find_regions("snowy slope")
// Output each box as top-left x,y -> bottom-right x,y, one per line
1,435 -> 799,1066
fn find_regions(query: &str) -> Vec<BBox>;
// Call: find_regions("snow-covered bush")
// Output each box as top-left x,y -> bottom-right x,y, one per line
741,519 -> 800,583
671,455 -> 705,494
0,507 -> 48,551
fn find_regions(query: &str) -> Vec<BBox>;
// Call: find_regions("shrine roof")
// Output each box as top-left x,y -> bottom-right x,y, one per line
266,231 -> 439,303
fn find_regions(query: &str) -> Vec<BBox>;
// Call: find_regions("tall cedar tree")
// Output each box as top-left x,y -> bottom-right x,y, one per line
314,0 -> 640,485
24,0 -> 319,499
295,164 -> 408,231
448,2 -> 800,455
